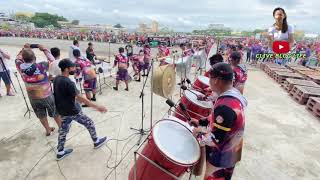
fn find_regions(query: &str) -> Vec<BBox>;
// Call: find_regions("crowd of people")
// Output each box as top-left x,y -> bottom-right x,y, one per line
0,28 -> 207,46
218,37 -> 320,67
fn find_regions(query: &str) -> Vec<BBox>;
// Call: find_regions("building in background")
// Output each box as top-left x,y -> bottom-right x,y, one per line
138,21 -> 159,33
0,12 -> 14,23
138,23 -> 150,33
208,24 -> 225,30
151,20 -> 159,33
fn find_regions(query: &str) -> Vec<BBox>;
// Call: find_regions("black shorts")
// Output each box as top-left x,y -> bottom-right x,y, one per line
29,95 -> 58,119
0,70 -> 11,85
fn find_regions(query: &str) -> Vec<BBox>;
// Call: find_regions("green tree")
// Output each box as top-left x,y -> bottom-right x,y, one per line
15,14 -> 31,22
113,24 -> 124,28
31,13 -> 67,28
241,31 -> 254,37
0,23 -> 10,31
253,29 -> 265,34
71,20 -> 80,25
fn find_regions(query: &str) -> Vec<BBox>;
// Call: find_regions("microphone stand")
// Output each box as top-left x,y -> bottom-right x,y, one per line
130,58 -> 153,146
14,72 -> 33,118
96,59 -> 112,95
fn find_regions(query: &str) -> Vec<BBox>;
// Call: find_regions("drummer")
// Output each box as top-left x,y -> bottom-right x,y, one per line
193,62 -> 248,180
198,53 -> 224,100
73,49 -> 97,102
230,51 -> 248,94
132,50 -> 144,82
180,43 -> 193,57
113,47 -> 130,91
142,44 -> 151,77
204,54 -> 224,77
157,45 -> 170,66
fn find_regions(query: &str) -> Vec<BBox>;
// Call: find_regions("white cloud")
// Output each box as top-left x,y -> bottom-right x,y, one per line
44,4 -> 59,11
113,9 -> 119,14
23,3 -> 38,11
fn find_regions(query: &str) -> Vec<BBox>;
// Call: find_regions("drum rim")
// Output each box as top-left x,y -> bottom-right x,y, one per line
152,119 -> 201,166
175,56 -> 191,64
197,75 -> 210,85
184,90 -> 213,109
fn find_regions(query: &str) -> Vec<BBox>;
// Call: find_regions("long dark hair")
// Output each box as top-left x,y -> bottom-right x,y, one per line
273,7 -> 288,33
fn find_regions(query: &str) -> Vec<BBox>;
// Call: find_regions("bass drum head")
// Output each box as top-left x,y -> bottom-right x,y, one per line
152,120 -> 200,166
162,114 -> 193,131
152,65 -> 176,98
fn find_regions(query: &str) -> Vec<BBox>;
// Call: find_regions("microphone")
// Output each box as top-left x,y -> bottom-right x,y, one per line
178,102 -> 195,125
181,85 -> 201,97
166,99 -> 191,122
166,99 -> 175,107
98,67 -> 103,73
181,84 -> 188,91
178,102 -> 187,111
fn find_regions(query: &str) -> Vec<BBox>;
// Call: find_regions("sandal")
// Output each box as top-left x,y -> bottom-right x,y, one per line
46,127 -> 55,136
7,92 -> 15,96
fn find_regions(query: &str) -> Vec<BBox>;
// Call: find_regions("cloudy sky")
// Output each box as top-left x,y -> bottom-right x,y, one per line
0,0 -> 319,32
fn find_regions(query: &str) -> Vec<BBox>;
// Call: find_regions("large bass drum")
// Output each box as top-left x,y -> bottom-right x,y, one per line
128,118 -> 200,180
152,64 -> 176,98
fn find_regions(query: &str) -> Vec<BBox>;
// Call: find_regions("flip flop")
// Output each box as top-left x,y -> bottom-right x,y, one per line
7,92 -> 15,96
46,127 -> 55,136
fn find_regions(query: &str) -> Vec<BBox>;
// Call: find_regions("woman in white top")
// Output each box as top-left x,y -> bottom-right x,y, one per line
268,7 -> 295,65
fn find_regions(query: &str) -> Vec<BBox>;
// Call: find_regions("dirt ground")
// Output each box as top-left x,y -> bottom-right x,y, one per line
0,38 -> 319,180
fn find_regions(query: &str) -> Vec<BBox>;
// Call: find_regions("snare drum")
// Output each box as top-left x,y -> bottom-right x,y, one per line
128,118 -> 200,180
193,50 -> 206,69
192,75 -> 210,91
164,57 -> 174,64
174,90 -> 213,122
97,62 -> 112,74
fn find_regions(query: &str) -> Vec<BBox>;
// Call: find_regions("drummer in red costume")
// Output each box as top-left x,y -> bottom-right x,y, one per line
180,43 -> 193,57
193,62 -> 248,180
73,49 -> 97,102
229,51 -> 248,94
113,47 -> 129,91
157,45 -> 170,66
204,54 -> 224,77
132,50 -> 144,82
142,44 -> 151,76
